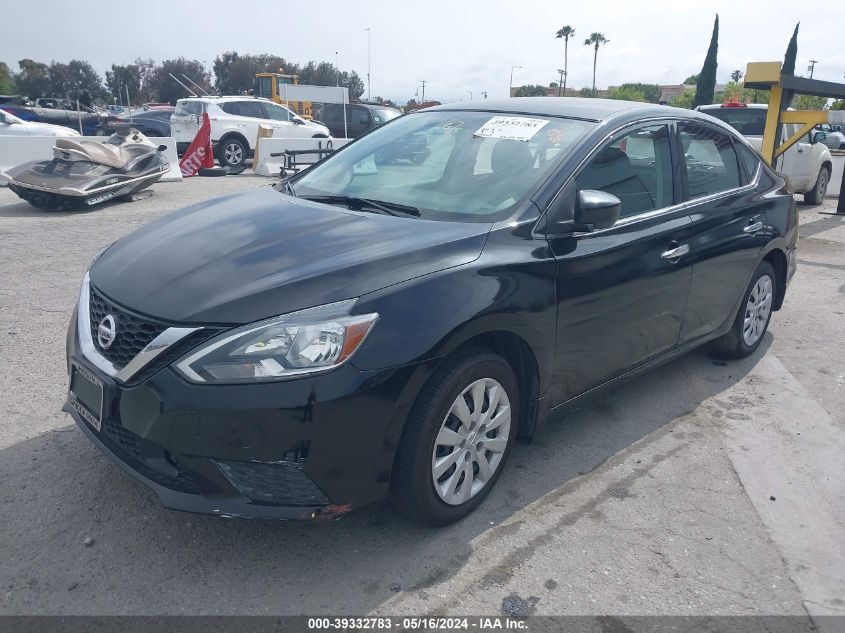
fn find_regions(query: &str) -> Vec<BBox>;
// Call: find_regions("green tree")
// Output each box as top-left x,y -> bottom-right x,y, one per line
606,85 -> 646,102
730,69 -> 743,83
782,23 -> 799,75
298,61 -> 365,100
831,100 -> 844,111
683,74 -> 700,85
671,89 -> 696,109
46,60 -> 105,105
15,59 -> 50,98
213,52 -> 299,95
514,84 -> 547,97
618,83 -> 660,103
584,32 -> 610,92
555,25 -> 575,95
105,64 -> 143,104
693,15 -> 719,109
579,87 -> 598,98
143,58 -> 211,104
0,62 -> 15,94
792,94 -> 827,110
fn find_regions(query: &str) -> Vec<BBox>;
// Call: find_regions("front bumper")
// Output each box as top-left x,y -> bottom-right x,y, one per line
65,312 -> 432,519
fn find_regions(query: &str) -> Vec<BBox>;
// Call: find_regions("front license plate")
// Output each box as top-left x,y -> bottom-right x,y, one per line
69,362 -> 104,432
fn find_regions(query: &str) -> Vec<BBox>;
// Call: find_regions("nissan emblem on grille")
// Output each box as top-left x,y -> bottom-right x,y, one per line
97,315 -> 117,349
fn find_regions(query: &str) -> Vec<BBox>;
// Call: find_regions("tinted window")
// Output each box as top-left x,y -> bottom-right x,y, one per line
235,101 -> 267,119
576,124 -> 673,217
679,125 -> 742,198
219,102 -> 239,115
353,107 -> 371,125
701,107 -> 767,136
175,101 -> 205,116
735,143 -> 761,182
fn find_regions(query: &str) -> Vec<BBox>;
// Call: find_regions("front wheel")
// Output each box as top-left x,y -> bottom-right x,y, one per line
803,166 -> 829,205
710,261 -> 776,359
391,349 -> 518,525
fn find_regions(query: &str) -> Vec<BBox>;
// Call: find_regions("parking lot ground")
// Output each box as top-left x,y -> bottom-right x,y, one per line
0,178 -> 843,624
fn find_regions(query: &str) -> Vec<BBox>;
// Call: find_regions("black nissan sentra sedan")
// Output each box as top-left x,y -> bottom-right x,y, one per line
65,98 -> 796,525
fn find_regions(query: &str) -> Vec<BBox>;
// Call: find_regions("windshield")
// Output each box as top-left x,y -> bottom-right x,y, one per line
293,110 -> 593,222
702,107 -> 767,136
0,109 -> 23,124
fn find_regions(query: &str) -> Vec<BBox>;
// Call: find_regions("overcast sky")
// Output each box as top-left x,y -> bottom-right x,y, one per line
2,0 -> 843,103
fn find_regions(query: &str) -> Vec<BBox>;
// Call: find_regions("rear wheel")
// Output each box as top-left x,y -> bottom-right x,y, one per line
391,349 -> 518,525
218,136 -> 247,170
803,166 -> 829,205
710,261 -> 776,359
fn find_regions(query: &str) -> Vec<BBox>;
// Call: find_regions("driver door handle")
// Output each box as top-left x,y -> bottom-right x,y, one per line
660,243 -> 689,261
743,221 -> 764,234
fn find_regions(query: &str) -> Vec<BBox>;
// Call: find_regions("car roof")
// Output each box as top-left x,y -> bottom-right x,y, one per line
177,95 -> 276,105
699,103 -> 768,110
423,97 -> 718,124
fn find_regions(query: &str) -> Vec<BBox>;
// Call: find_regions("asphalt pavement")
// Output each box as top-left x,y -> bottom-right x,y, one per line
0,176 -> 842,625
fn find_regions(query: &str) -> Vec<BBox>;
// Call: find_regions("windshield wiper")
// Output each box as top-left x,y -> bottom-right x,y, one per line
301,195 -> 421,217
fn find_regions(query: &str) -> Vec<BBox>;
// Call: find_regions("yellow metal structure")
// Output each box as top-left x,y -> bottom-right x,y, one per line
253,73 -> 314,119
744,62 -> 842,167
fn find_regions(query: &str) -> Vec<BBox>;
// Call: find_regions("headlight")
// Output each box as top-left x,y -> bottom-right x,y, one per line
174,300 -> 378,384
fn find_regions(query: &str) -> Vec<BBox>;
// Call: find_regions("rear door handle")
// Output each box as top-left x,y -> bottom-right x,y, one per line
660,243 -> 689,261
744,221 -> 764,234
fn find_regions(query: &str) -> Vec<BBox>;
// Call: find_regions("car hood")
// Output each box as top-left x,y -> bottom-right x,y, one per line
90,186 -> 490,324
24,121 -> 80,136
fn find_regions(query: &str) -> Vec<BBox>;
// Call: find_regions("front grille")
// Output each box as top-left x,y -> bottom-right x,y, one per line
89,286 -> 167,368
88,285 -> 221,384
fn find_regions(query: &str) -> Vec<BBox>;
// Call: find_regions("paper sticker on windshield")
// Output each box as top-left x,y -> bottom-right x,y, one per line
473,116 -> 549,142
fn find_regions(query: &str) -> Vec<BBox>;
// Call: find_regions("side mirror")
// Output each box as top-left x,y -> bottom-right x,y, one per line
575,190 -> 622,231
812,131 -> 826,144
292,117 -> 305,125
158,145 -> 168,152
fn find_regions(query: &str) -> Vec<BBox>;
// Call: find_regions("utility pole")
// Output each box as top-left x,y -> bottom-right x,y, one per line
480,91 -> 488,99
335,51 -> 340,86
808,60 -> 818,78
466,90 -> 473,100
557,69 -> 566,97
509,65 -> 522,97
365,28 -> 371,101
419,80 -> 427,103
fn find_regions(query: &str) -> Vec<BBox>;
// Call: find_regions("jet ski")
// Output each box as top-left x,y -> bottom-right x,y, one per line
1,125 -> 169,210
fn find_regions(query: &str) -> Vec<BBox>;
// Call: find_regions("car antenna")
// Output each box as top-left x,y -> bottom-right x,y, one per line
182,74 -> 215,97
169,73 -> 197,98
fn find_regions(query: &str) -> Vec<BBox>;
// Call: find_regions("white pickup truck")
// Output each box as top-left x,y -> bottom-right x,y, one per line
698,103 -> 833,204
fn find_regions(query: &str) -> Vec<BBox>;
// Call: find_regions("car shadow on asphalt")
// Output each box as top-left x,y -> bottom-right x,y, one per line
0,337 -> 771,614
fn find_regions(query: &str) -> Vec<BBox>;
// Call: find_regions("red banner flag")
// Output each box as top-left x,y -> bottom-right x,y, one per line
179,113 -> 214,177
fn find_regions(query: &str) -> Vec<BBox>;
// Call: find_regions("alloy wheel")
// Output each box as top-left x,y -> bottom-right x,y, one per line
224,143 -> 243,165
431,377 -> 511,506
742,274 -> 773,346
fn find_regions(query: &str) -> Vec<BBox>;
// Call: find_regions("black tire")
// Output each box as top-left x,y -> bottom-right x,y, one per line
803,165 -> 830,205
391,348 -> 519,526
710,261 -> 777,359
197,167 -> 228,177
217,136 -> 247,170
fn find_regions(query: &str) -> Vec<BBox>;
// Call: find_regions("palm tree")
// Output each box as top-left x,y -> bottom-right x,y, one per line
555,25 -> 575,96
584,32 -> 610,92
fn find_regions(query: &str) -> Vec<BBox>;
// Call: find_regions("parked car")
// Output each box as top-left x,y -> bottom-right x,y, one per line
814,124 -> 845,150
317,103 -> 401,138
170,96 -> 330,169
697,103 -> 833,203
0,101 -> 104,135
66,98 -> 796,525
100,107 -> 174,137
0,108 -> 81,136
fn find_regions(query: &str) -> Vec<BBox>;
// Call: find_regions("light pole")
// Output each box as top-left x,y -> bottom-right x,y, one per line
509,65 -> 522,97
365,27 -> 371,101
808,59 -> 818,78
480,91 -> 488,99
419,80 -> 427,103
335,51 -> 339,86
466,90 -> 473,100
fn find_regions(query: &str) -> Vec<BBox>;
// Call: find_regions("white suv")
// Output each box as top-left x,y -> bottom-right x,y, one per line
698,103 -> 833,204
171,96 -> 330,169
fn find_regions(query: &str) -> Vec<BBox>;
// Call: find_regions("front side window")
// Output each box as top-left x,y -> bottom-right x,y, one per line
266,103 -> 291,122
576,124 -> 673,217
236,101 -> 267,119
293,110 -> 594,222
354,108 -> 371,125
679,124 -> 741,198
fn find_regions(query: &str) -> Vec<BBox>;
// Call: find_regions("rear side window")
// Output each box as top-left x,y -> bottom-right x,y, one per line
219,102 -> 239,115
576,124 -> 674,218
735,142 -> 761,182
679,124 -> 742,198
235,101 -> 267,119
175,101 -> 205,116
